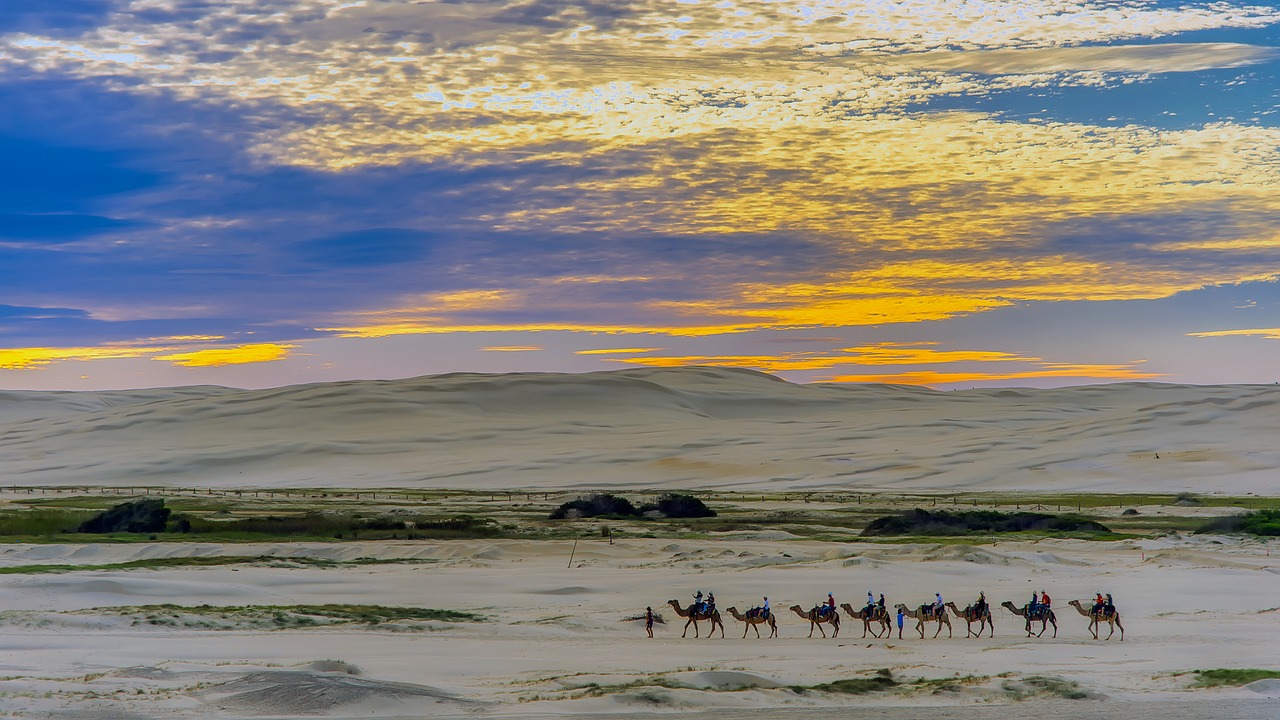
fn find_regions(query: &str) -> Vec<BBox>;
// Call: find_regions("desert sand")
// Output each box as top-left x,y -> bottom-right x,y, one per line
1,369 -> 1278,718
2,367 -> 1278,494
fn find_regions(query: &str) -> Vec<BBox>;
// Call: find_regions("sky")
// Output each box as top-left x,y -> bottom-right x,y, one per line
1,0 -> 1279,391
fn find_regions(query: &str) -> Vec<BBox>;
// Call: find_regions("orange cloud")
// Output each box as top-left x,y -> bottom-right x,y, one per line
574,347 -> 664,355
481,345 -> 543,352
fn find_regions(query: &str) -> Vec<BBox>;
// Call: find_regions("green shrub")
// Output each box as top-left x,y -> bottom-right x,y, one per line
1196,509 -> 1280,536
640,493 -> 716,518
78,499 -> 170,534
549,494 -> 638,519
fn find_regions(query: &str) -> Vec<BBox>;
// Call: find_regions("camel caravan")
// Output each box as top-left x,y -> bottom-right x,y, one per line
660,590 -> 1123,641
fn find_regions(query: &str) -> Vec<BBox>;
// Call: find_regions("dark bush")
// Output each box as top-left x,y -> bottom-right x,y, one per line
640,493 -> 716,518
860,508 -> 1110,536
1196,509 -> 1280,536
548,494 -> 638,519
78,498 -> 171,534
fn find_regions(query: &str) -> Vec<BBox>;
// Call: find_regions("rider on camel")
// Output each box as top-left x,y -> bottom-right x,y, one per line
821,592 -> 836,617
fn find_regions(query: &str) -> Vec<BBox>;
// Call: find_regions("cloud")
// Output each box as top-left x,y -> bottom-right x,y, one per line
574,347 -> 663,355
151,343 -> 297,367
1187,327 -> 1280,339
891,43 -> 1280,75
481,345 -> 543,351
0,0 -> 1278,385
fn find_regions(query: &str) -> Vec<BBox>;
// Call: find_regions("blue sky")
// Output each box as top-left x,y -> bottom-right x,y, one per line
1,0 -> 1278,390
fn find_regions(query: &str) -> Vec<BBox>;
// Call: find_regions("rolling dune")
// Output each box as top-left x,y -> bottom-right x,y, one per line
1,367 -> 1278,493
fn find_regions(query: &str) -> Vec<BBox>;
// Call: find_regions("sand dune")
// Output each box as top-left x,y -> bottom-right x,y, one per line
1,368 -> 1277,493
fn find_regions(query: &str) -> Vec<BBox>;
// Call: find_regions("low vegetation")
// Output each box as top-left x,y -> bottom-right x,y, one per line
861,509 -> 1111,537
1195,509 -> 1280,536
1191,669 -> 1280,687
0,499 -> 501,541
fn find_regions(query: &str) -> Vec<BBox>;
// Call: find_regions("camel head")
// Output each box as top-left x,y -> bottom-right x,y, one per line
894,603 -> 908,612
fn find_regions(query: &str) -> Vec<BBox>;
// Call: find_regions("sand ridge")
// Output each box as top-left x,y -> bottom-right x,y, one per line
1,368 -> 1278,493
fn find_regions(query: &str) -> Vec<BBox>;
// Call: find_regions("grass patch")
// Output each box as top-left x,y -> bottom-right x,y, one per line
1192,669 -> 1280,688
1002,675 -> 1088,700
0,556 -> 435,575
792,669 -> 898,695
111,603 -> 482,628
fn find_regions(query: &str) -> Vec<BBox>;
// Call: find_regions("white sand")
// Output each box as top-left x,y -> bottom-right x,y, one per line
2,368 -> 1278,718
1,535 -> 1277,718
1,368 -> 1278,493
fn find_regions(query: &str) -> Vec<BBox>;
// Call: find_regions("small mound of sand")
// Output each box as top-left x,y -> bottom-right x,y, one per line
681,671 -> 785,690
301,660 -> 362,675
204,670 -> 478,716
1245,678 -> 1280,696
533,586 -> 597,595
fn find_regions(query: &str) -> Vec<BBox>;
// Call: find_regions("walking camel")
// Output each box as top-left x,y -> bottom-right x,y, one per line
789,605 -> 840,638
945,601 -> 994,638
1067,600 -> 1124,641
1001,601 -> 1056,638
726,607 -> 778,638
840,603 -> 891,638
666,599 -> 725,638
895,603 -> 952,638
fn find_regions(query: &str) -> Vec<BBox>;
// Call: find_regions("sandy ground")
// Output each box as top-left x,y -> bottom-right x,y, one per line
2,369 -> 1277,718
2,368 -> 1279,494
1,535 -> 1277,718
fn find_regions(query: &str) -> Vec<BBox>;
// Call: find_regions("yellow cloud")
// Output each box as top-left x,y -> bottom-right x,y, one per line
0,346 -> 169,370
151,343 -> 297,367
481,345 -> 543,352
1187,327 -> 1280,340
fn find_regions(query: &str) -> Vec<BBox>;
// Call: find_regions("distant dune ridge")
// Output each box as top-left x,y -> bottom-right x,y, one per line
1,367 -> 1278,493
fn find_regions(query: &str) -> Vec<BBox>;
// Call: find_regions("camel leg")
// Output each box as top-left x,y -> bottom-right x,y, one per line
987,618 -> 994,638
719,619 -> 725,638
771,620 -> 778,638
832,621 -> 839,638
1050,619 -> 1057,638
916,620 -> 925,639
1114,617 -> 1124,641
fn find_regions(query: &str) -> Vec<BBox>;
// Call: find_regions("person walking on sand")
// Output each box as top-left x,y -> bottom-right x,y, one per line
897,606 -> 905,639
645,606 -> 654,638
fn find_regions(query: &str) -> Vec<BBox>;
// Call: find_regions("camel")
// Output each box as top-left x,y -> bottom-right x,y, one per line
895,603 -> 952,638
840,603 -> 891,638
1001,601 -> 1057,638
1068,600 -> 1125,641
666,599 -> 725,639
726,607 -> 778,638
945,601 -> 994,638
789,605 -> 840,638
